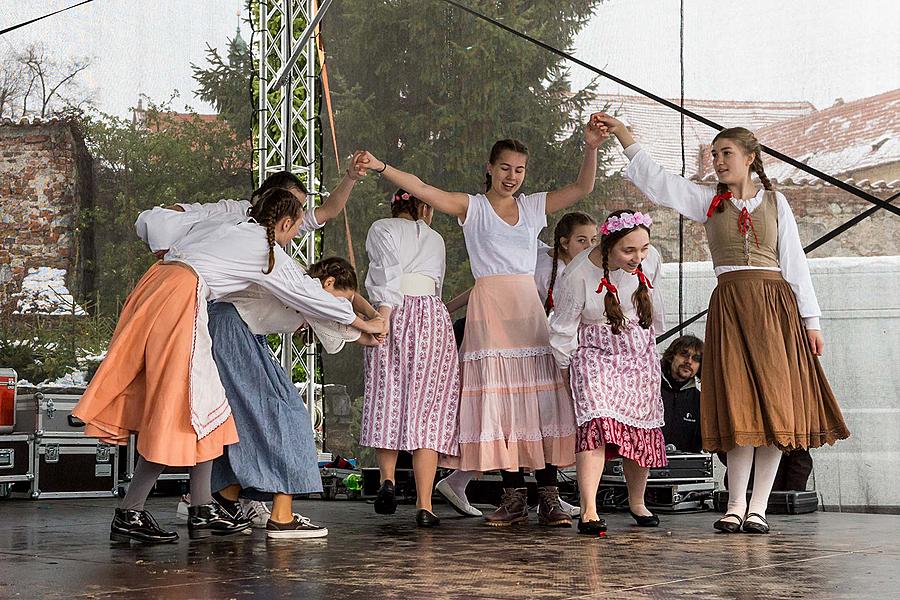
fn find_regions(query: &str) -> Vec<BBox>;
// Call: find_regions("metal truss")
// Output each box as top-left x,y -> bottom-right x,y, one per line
253,0 -> 322,437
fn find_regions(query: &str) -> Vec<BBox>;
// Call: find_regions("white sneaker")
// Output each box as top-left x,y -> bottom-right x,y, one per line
435,477 -> 482,517
266,513 -> 328,539
176,494 -> 191,521
559,498 -> 581,517
240,499 -> 273,528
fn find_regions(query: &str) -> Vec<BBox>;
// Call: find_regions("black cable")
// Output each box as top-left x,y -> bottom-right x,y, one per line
655,190 -> 899,344
0,0 -> 94,36
438,0 -> 900,218
678,0 -> 685,337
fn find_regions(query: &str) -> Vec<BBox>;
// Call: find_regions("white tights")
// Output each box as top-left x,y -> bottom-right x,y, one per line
723,445 -> 783,525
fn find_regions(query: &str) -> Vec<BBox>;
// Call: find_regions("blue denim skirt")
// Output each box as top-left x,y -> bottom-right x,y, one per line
208,302 -> 323,499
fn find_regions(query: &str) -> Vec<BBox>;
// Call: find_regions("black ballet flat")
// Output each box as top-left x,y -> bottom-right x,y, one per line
577,517 -> 608,536
742,513 -> 770,534
374,480 -> 398,515
416,509 -> 441,528
713,513 -> 744,533
629,510 -> 660,527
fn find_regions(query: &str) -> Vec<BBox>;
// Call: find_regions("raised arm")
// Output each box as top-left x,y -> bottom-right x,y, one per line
594,113 -> 713,222
545,113 -> 608,213
357,151 -> 470,219
313,151 -> 366,224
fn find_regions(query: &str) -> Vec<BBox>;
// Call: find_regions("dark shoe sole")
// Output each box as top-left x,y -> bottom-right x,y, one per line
538,517 -> 573,527
577,520 -> 608,536
110,531 -> 178,544
713,521 -> 743,533
373,501 -> 398,515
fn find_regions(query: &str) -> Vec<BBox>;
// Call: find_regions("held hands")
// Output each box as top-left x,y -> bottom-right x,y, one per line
807,330 -> 824,356
359,315 -> 387,336
584,112 -> 611,149
355,151 -> 386,175
346,150 -> 368,181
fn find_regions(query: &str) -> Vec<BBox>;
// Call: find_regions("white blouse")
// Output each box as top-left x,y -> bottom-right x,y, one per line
364,218 -> 447,308
549,245 -> 665,369
460,192 -> 548,279
623,143 -> 821,330
533,241 -> 567,304
134,208 -> 355,325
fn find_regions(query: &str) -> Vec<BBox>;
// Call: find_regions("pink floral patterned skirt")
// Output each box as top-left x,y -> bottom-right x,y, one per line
576,417 -> 667,468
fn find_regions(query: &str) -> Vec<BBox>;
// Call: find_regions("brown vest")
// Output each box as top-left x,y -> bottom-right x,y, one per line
705,191 -> 779,269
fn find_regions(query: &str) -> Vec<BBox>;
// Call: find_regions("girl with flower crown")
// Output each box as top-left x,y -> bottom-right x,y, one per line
549,209 -> 667,535
361,188 -> 461,528
595,114 -> 849,535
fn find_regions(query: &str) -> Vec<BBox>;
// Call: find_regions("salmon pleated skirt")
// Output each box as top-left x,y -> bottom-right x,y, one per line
701,270 -> 850,452
441,274 -> 576,471
73,262 -> 238,466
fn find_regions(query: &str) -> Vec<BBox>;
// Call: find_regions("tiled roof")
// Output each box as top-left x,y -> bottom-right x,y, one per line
586,94 -> 816,176
755,89 -> 900,187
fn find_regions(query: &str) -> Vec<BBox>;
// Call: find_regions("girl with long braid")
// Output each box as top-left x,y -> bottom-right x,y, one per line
596,114 -> 850,534
536,212 -> 599,313
549,210 -> 666,535
357,114 -> 606,527
75,187 -> 384,545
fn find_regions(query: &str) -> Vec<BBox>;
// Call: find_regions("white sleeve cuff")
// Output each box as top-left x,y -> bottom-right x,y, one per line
623,143 -> 642,160
803,316 -> 821,331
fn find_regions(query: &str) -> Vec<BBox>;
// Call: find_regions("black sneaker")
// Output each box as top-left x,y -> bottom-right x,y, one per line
373,480 -> 398,515
212,491 -> 242,519
187,502 -> 252,539
266,514 -> 329,539
110,508 -> 179,544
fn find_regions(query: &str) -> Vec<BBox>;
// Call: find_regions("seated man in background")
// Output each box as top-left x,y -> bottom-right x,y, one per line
660,335 -> 704,454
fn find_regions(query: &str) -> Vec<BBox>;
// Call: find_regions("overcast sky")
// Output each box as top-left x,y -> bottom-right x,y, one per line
2,0 -> 898,118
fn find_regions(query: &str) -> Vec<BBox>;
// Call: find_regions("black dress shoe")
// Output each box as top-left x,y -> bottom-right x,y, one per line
629,510 -> 660,527
187,502 -> 252,539
416,509 -> 441,528
374,480 -> 398,515
577,517 -> 608,535
110,508 -> 179,544
742,513 -> 770,534
713,513 -> 744,533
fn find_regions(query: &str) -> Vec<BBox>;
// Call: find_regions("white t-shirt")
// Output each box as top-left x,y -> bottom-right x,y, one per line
460,192 -> 548,279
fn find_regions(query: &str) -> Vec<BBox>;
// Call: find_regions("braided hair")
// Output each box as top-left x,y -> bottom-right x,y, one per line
307,256 -> 358,291
544,211 -> 597,314
484,139 -> 528,192
247,187 -> 304,274
599,209 -> 654,335
712,127 -> 775,212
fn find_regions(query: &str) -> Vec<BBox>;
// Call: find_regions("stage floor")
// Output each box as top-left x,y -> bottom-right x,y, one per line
0,497 -> 898,599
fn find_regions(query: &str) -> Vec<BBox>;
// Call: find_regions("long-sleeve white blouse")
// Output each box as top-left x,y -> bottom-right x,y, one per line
622,143 -> 821,330
549,245 -> 665,369
364,218 -> 446,309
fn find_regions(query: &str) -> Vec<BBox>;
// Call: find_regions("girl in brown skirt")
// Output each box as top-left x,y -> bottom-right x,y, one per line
597,114 -> 849,534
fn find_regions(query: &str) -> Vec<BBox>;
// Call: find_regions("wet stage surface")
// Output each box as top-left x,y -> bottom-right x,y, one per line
1,497 -> 898,599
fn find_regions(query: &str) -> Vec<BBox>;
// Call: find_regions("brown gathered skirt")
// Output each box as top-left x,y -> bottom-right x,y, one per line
701,270 -> 850,452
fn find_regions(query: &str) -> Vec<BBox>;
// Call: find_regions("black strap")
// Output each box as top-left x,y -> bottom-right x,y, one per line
0,0 -> 94,36
438,0 -> 899,218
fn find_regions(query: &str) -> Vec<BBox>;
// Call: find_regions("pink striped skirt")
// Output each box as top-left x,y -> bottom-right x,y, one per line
441,274 -> 576,472
362,295 -> 460,455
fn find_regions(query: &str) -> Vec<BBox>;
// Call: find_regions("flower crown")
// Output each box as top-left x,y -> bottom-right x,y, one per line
600,212 -> 653,236
392,191 -> 411,203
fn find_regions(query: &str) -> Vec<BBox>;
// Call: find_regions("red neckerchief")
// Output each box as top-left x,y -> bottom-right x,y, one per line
707,191 -> 733,217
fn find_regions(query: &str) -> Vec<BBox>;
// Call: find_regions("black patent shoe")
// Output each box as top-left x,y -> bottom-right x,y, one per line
742,513 -> 770,534
416,509 -> 441,528
187,502 -> 252,539
577,517 -> 608,536
374,480 -> 398,515
713,513 -> 744,533
629,510 -> 660,527
110,508 -> 179,544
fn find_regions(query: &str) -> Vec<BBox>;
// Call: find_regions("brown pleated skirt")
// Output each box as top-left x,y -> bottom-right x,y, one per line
700,270 -> 850,452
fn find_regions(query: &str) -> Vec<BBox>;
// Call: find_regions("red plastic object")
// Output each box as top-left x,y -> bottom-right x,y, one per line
0,368 -> 16,433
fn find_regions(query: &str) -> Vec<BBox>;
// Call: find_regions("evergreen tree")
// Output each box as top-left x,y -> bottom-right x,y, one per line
191,27 -> 254,142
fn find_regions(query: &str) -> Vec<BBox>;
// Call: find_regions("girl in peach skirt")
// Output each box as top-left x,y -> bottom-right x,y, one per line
75,187 -> 383,544
357,114 -> 608,527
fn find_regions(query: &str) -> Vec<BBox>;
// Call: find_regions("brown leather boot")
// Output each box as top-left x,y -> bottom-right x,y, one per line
484,488 -> 529,527
537,486 -> 573,527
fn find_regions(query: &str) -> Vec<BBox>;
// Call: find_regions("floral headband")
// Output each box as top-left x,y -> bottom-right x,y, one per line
600,212 -> 653,236
392,191 -> 411,203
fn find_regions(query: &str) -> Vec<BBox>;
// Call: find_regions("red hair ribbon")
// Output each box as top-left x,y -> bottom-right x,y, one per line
707,191 -> 733,217
596,277 -> 618,297
738,207 -> 760,248
634,269 -> 654,289
546,288 -> 554,310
